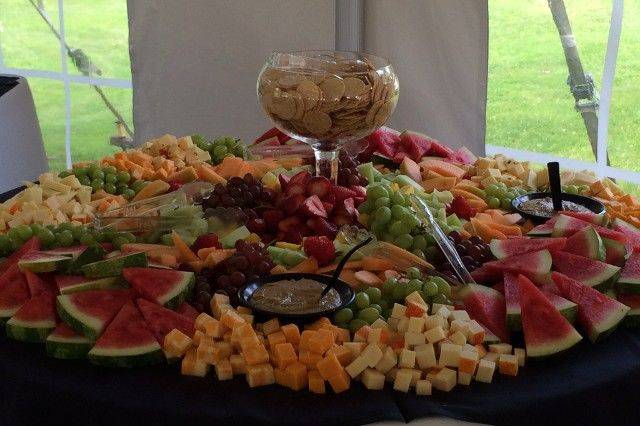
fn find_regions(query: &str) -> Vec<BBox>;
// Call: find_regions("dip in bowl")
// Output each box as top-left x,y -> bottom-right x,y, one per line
511,192 -> 606,224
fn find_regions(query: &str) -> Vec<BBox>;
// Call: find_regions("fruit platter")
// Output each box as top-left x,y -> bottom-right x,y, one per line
1,126 -> 640,426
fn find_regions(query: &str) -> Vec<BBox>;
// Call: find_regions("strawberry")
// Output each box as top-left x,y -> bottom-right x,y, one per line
278,174 -> 291,191
283,194 -> 306,215
283,229 -> 304,244
262,209 -> 284,231
306,176 -> 332,199
446,195 -> 476,220
285,182 -> 306,197
303,236 -> 336,266
278,216 -> 303,233
322,201 -> 334,215
332,185 -> 358,203
332,212 -> 353,227
167,180 -> 183,192
255,127 -> 289,144
289,171 -> 312,187
348,185 -> 366,200
340,198 -> 359,219
192,234 -> 222,251
298,195 -> 327,218
306,217 -> 338,239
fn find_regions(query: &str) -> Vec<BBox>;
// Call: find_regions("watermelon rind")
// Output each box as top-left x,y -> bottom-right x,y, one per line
65,245 -> 107,275
124,268 -> 195,309
57,276 -> 123,295
616,294 -> 640,328
489,237 -> 566,260
617,249 -> 640,294
543,291 -> 577,324
527,217 -> 557,237
160,273 -> 194,309
603,238 -> 627,266
88,341 -> 164,368
46,330 -> 93,359
563,226 -> 605,261
552,251 -> 620,292
5,317 -> 56,343
56,296 -> 102,340
18,252 -> 72,273
81,252 -> 148,279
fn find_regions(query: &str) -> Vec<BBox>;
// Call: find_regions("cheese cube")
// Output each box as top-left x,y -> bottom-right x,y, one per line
432,367 -> 457,392
317,352 -> 343,380
415,379 -> 432,395
343,341 -> 366,358
498,354 -> 519,376
220,310 -> 245,329
192,330 -> 211,347
284,362 -> 308,391
475,359 -> 496,383
298,350 -> 322,370
405,291 -> 427,307
239,313 -> 254,325
243,343 -> 269,365
424,315 -> 440,331
236,306 -> 252,315
230,354 -> 246,375
262,318 -> 281,335
345,355 -> 369,378
374,346 -> 397,374
463,343 -> 478,353
415,343 -> 437,369
514,348 -> 526,367
195,312 -> 215,332
367,327 -> 383,345
458,372 -> 472,386
181,348 -> 209,377
482,352 -> 499,363
308,370 -> 326,394
404,331 -> 425,347
396,317 -> 410,333
409,369 -> 422,387
448,330 -> 467,346
163,329 -> 192,357
327,369 -> 351,393
196,339 -> 217,364
385,367 -> 399,383
215,359 -> 233,380
438,343 -> 461,368
425,368 -> 441,382
371,318 -> 389,329
353,325 -> 370,342
203,318 -> 227,338
393,368 -> 413,393
391,303 -> 407,319
387,317 -> 400,331
432,303 -> 454,315
361,368 -> 385,390
326,345 -> 352,366
489,343 -> 512,354
424,326 -> 446,343
361,343 -> 384,367
273,342 -> 297,368
449,319 -> 470,335
246,363 -> 276,387
435,306 -> 451,320
398,348 -> 416,368
449,310 -> 470,322
407,317 -> 425,334
267,331 -> 287,348
458,350 -> 479,375
280,323 -> 301,345
405,300 -> 428,318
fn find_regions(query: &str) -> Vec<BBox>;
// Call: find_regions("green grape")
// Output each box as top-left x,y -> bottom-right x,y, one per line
15,225 -> 34,241
488,197 -> 500,209
213,145 -> 228,159
378,299 -> 389,310
58,170 -> 71,178
333,308 -> 354,323
367,185 -> 389,200
131,180 -> 147,193
355,292 -> 370,309
395,234 -> 413,250
92,232 -> 106,243
382,233 -> 395,243
497,182 -> 507,190
55,230 -> 74,247
374,197 -> 390,208
365,287 -> 382,304
406,267 -> 421,279
431,276 -> 452,297
90,169 -> 105,180
0,235 -> 12,254
565,185 -> 578,194
412,249 -> 425,259
494,188 -> 507,198
358,200 -> 373,214
381,308 -> 393,319
121,188 -> 136,200
406,279 -> 423,294
500,198 -> 512,210
349,319 -> 369,334
103,166 -> 117,175
35,228 -> 56,246
105,174 -> 118,185
111,236 -> 129,250
423,280 -> 439,297
104,183 -> 117,194
412,234 -> 427,251
432,293 -> 452,305
374,206 -> 392,224
117,171 -> 131,184
80,234 -> 96,246
29,223 -> 44,233
78,175 -> 91,186
57,222 -> 73,232
71,226 -> 85,241
389,220 -> 410,237
424,246 -> 439,262
369,304 -> 382,314
390,204 -> 406,220
392,284 -> 405,302
7,227 -> 23,243
87,163 -> 100,175
382,278 -> 397,296
390,191 -> 406,206
9,237 -> 22,251
401,212 -> 420,228
357,307 -> 380,324
72,167 -> 88,176
485,184 -> 498,195
91,180 -> 104,192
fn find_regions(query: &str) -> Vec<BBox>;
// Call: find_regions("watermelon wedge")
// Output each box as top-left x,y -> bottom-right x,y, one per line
24,269 -> 55,296
617,247 -> 640,294
552,214 -> 627,244
482,249 -> 552,276
552,272 -> 630,342
560,210 -> 606,225
459,284 -> 509,342
176,302 -> 200,322
45,245 -> 91,258
46,323 -> 93,359
603,238 -> 627,266
57,289 -> 134,339
612,218 -> 640,250
562,226 -> 605,261
479,321 -> 501,344
55,275 -> 123,295
6,291 -> 57,342
81,252 -> 148,279
489,237 -> 566,260
527,216 -> 558,237
136,298 -> 195,345
517,274 -> 582,357
0,264 -> 31,321
65,245 -> 107,274
542,291 -> 578,324
551,251 -> 620,291
123,268 -> 195,309
88,301 -> 163,368
616,293 -> 640,328
0,237 -> 41,275
18,251 -> 73,273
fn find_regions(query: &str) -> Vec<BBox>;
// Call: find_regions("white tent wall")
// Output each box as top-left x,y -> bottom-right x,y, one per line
127,0 -> 488,155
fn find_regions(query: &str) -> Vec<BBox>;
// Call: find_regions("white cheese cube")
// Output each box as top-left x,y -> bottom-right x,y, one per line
371,318 -> 389,329
387,317 -> 400,331
458,349 -> 479,375
482,352 -> 499,363
498,354 -> 519,376
448,330 -> 467,346
385,367 -> 399,383
489,343 -> 512,354
405,291 -> 427,307
361,368 -> 386,390
432,367 -> 457,392
375,346 -> 397,374
409,369 -> 422,387
449,319 -> 470,336
424,315 -> 440,330
407,316 -> 425,334
391,303 -> 407,319
475,359 -> 496,383
396,316 -> 410,333
438,343 -> 461,368
424,326 -> 446,343
463,343 -> 478,353
393,368 -> 413,393
367,327 -> 383,345
361,343 -> 384,367
432,303 -> 454,314
398,348 -> 416,368
435,306 -> 451,320
514,348 -> 526,367
345,355 -> 369,378
457,372 -> 472,386
449,310 -> 470,322
404,331 -> 426,347
466,320 -> 485,345
415,379 -> 432,395
414,343 -> 437,369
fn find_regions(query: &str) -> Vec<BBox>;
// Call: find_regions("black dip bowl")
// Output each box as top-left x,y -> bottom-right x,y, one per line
511,191 -> 606,224
238,273 -> 355,322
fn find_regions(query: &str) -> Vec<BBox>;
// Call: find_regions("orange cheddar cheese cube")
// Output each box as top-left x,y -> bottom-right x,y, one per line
192,330 -> 212,347
246,363 -> 276,388
196,339 -> 217,364
298,350 -> 322,370
181,348 -> 209,377
326,345 -> 352,366
230,354 -> 246,375
327,369 -> 351,393
236,306 -> 252,315
267,331 -> 287,348
195,312 -> 215,332
305,317 -> 332,331
243,343 -> 270,366
284,362 -> 308,391
299,330 -> 317,351
203,318 -> 226,338
308,370 -> 326,394
262,318 -> 281,335
163,328 -> 192,357
335,327 -> 351,344
215,358 -> 233,381
274,367 -> 288,388
316,352 -> 343,380
239,335 -> 261,352
221,310 -> 245,329
281,323 -> 301,346
273,342 -> 297,369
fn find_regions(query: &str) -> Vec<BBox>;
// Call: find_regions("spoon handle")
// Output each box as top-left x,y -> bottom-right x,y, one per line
547,162 -> 563,211
321,236 -> 373,298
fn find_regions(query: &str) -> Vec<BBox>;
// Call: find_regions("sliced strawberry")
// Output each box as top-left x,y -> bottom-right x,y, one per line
263,209 -> 285,231
303,236 -> 336,266
255,127 -> 289,144
322,202 -> 334,215
348,185 -> 366,200
278,216 -> 303,233
192,234 -> 222,251
285,182 -> 306,197
307,176 -> 332,199
332,212 -> 353,227
299,195 -> 327,218
283,194 -> 306,215
307,217 -> 339,239
168,180 -> 183,191
332,186 -> 358,203
289,171 -> 312,187
278,174 -> 291,191
340,198 -> 359,219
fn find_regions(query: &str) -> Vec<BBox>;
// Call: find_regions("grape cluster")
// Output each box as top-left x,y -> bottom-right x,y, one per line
0,222 -> 137,256
190,240 -> 274,312
193,135 -> 245,165
60,164 -> 147,199
484,183 -> 528,210
204,174 -> 275,210
425,231 -> 493,281
333,266 -> 454,333
337,150 -> 368,187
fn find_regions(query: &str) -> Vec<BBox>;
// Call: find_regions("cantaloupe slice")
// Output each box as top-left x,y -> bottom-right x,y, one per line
197,164 -> 227,185
131,180 -> 171,202
217,157 -> 245,178
171,231 -> 199,262
203,249 -> 236,268
471,218 -> 507,242
419,159 -> 466,179
360,256 -> 396,271
421,177 -> 457,192
287,257 -> 318,273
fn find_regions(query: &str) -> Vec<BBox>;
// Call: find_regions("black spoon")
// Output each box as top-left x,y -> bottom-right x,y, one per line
547,161 -> 563,211
320,236 -> 373,299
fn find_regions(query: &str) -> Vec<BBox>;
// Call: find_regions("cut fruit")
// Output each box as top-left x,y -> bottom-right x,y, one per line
612,218 -> 640,250
18,251 -> 72,273
483,250 -> 552,276
527,216 -> 558,237
560,210 -> 606,225
489,237 -> 566,260
562,226 -> 605,261
65,245 -> 107,274
81,252 -> 148,279
616,293 -> 640,328
56,289 -> 134,340
55,275 -> 122,295
136,298 -> 195,345
123,268 -> 195,309
24,269 -> 54,296
458,283 -> 509,342
542,291 -> 578,324
0,264 -> 30,321
617,248 -> 640,294
517,274 -> 582,358
552,272 -> 630,342
88,301 -> 163,368
603,238 -> 627,267
45,245 -> 90,258
175,302 -> 199,322
0,237 -> 41,275
552,214 -> 627,244
46,323 -> 93,359
551,251 -> 620,291
6,291 -> 57,342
